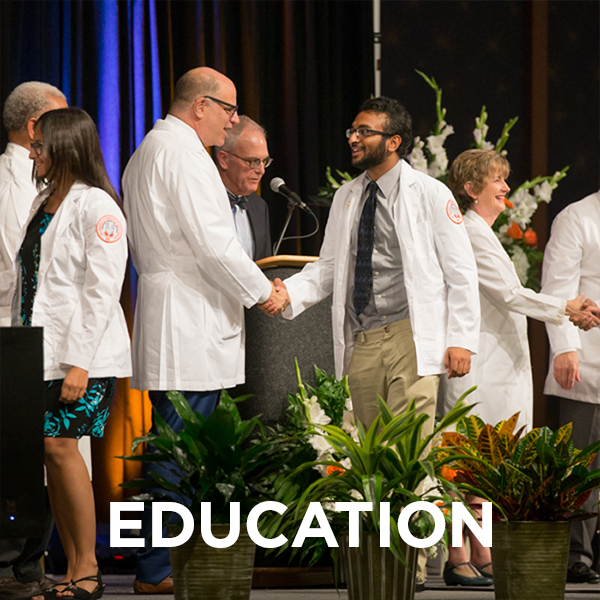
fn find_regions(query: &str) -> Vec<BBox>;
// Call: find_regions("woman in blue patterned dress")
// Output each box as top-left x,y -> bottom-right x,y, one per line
21,108 -> 131,600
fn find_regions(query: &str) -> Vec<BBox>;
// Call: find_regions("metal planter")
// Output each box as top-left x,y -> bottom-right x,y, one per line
491,521 -> 571,600
338,532 -> 418,600
169,523 -> 256,600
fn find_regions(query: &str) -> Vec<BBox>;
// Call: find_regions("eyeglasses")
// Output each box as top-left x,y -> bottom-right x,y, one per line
226,151 -> 273,170
346,127 -> 395,140
204,95 -> 239,117
30,142 -> 44,157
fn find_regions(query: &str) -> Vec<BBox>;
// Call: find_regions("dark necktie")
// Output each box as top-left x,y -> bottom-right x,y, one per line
227,191 -> 247,211
353,180 -> 379,316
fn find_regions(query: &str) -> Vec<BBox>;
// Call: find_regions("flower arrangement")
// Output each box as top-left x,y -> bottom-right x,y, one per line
408,71 -> 568,291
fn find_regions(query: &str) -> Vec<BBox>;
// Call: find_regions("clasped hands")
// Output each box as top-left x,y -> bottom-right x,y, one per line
258,278 -> 291,316
566,294 -> 600,331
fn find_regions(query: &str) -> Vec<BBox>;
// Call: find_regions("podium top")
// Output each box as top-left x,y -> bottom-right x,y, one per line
256,255 -> 319,270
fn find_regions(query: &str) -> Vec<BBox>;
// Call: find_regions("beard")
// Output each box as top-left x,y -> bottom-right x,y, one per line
351,137 -> 389,171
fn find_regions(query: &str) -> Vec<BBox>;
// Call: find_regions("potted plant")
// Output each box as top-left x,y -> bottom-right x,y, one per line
262,367 -> 477,600
121,390 -> 281,600
435,413 -> 600,600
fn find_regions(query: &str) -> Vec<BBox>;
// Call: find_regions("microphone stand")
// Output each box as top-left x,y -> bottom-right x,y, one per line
272,200 -> 296,256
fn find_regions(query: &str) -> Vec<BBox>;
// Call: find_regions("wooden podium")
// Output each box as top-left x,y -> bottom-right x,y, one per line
238,255 -> 335,426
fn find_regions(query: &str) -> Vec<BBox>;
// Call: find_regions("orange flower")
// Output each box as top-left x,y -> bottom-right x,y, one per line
440,465 -> 457,482
435,501 -> 450,516
523,228 -> 537,247
506,222 -> 523,240
326,464 -> 344,476
504,197 -> 514,209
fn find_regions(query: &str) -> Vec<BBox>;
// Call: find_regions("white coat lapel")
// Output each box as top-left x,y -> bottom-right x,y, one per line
39,183 -> 86,275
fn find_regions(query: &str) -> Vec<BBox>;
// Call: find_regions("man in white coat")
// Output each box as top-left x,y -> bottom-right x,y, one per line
276,98 -> 480,589
123,67 -> 286,594
542,191 -> 600,583
0,81 -> 67,600
278,97 -> 480,430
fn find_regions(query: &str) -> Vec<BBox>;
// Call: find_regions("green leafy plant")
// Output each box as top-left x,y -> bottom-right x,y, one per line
262,387 -> 477,564
120,390 -> 279,523
434,413 -> 600,522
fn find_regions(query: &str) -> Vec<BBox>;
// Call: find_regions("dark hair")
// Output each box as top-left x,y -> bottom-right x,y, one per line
359,97 -> 413,159
34,108 -> 120,205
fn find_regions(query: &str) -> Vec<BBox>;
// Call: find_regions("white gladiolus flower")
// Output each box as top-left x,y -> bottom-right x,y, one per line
427,151 -> 449,179
342,411 -> 359,441
308,402 -> 331,426
534,180 -> 553,203
496,223 -> 511,245
308,434 -> 332,456
509,245 -> 530,285
340,458 -> 352,470
408,137 -> 428,173
345,398 -> 353,412
509,189 -> 537,228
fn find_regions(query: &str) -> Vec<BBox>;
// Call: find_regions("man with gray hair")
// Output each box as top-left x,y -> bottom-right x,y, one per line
0,81 -> 66,599
214,115 -> 272,260
0,81 -> 67,325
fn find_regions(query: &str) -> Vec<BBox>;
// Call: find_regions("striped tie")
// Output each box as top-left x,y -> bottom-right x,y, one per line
227,191 -> 247,210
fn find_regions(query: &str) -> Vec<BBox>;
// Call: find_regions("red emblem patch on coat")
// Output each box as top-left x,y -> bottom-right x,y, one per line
446,199 -> 463,224
96,215 -> 123,243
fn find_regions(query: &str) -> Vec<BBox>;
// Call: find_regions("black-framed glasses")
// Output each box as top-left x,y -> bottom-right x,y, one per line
204,95 -> 239,117
30,142 -> 44,157
226,151 -> 273,170
346,127 -> 395,140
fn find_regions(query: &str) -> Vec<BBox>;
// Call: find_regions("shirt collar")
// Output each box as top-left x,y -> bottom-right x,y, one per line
5,141 -> 33,165
365,159 -> 401,200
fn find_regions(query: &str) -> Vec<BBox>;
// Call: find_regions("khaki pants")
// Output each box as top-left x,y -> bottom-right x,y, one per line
348,318 -> 439,432
348,318 -> 440,585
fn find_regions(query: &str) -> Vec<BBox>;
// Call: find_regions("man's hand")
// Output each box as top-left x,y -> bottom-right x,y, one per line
258,278 -> 290,316
553,351 -> 580,391
60,366 -> 89,403
444,347 -> 471,379
566,295 -> 600,330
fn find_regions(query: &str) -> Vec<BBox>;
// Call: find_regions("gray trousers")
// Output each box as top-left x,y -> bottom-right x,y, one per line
0,492 -> 52,583
558,397 -> 600,570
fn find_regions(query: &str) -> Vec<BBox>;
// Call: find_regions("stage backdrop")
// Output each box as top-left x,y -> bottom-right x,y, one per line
0,0 -> 374,521
380,0 -> 600,430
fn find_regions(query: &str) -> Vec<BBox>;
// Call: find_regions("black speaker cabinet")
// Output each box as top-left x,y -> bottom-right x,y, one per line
0,327 -> 45,538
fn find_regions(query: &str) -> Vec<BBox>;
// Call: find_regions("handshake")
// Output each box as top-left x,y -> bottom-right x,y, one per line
257,278 -> 291,317
566,294 -> 600,331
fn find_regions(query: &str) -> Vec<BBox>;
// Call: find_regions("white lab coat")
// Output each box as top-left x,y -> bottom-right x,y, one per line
0,182 -> 131,380
0,143 -> 37,325
283,159 -> 481,378
440,210 -> 565,429
122,115 -> 272,391
542,192 -> 600,403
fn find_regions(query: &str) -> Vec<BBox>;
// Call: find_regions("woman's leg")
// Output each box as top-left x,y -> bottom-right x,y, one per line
466,499 -> 492,574
43,437 -> 100,597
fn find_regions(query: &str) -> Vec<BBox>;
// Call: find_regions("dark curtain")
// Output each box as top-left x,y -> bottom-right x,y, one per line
0,0 -> 374,520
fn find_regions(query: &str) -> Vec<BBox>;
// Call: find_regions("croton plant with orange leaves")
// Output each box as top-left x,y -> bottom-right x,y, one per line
434,412 -> 600,522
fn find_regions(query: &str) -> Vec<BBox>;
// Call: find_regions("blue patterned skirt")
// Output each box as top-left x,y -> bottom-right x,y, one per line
44,377 -> 116,439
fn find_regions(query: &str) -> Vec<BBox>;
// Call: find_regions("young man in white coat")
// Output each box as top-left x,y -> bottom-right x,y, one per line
0,81 -> 67,600
542,191 -> 600,583
273,97 -> 481,588
122,67 -> 286,594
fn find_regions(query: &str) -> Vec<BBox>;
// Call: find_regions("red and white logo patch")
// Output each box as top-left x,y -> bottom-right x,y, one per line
446,198 -> 463,224
96,215 -> 123,243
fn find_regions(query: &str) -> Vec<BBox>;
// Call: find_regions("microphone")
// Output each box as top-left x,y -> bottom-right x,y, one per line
270,177 -> 314,215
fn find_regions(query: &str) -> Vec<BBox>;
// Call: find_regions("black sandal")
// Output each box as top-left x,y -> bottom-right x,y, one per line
42,581 -> 72,599
63,572 -> 105,600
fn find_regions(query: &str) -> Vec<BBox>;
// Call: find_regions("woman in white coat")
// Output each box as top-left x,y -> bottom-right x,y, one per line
16,108 -> 130,600
440,149 -> 590,587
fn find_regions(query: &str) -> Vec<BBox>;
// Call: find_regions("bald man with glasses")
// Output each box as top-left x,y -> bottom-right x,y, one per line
214,115 -> 273,261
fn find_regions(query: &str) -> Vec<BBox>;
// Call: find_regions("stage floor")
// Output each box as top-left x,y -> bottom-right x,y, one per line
99,573 -> 599,599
